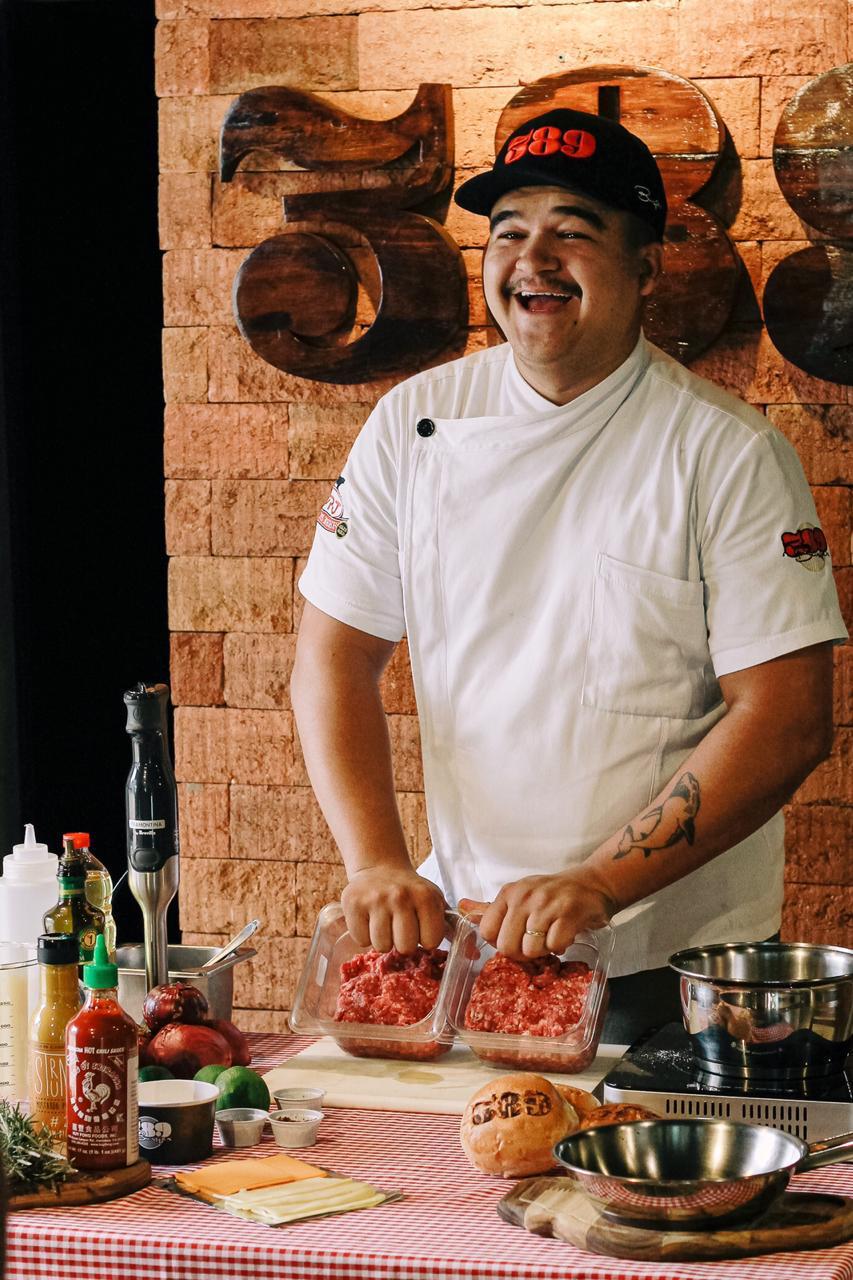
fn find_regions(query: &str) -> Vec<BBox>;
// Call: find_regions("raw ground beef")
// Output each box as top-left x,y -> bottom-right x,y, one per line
463,954 -> 602,1072
333,946 -> 452,1061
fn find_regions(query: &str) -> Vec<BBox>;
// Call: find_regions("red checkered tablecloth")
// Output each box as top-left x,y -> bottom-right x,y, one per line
7,1032 -> 853,1280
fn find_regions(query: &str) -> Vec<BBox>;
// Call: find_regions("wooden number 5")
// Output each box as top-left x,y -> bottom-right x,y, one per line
496,66 -> 742,363
220,85 -> 468,385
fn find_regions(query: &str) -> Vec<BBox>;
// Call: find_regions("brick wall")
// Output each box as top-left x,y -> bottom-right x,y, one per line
156,0 -> 852,1032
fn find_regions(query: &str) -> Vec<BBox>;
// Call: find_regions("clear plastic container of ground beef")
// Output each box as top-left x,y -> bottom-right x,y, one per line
288,903 -> 459,1061
443,919 -> 613,1073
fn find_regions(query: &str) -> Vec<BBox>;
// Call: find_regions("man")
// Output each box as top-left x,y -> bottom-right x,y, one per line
291,108 -> 847,1039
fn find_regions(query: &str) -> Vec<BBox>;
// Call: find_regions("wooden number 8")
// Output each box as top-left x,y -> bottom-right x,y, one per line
765,64 -> 853,385
496,66 -> 742,363
220,85 -> 468,385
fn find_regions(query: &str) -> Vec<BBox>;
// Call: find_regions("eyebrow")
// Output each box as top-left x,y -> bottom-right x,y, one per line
489,203 -> 607,232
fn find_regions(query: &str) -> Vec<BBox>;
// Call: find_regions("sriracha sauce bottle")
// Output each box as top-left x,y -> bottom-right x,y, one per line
66,934 -> 139,1170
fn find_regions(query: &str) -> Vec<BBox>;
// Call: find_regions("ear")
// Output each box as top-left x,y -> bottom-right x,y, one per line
637,242 -> 664,297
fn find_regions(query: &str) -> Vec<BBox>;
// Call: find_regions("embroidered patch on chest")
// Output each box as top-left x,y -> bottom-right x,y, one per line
781,524 -> 828,571
317,476 -> 349,538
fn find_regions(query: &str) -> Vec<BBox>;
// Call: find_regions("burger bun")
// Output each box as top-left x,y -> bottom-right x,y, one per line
460,1072 -> 579,1178
555,1084 -> 599,1117
579,1102 -> 661,1130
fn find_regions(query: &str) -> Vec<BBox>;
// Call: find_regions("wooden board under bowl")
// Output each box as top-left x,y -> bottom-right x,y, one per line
498,1177 -> 853,1261
8,1158 -> 151,1211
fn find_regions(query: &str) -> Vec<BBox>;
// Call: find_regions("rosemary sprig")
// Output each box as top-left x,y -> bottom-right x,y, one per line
0,1100 -> 75,1190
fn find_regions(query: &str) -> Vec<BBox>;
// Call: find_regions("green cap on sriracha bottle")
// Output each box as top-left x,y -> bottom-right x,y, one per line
83,933 -> 118,989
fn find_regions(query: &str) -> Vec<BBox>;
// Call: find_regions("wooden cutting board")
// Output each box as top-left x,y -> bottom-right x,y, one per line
498,1178 -> 853,1261
8,1159 -> 151,1211
262,1038 -> 627,1115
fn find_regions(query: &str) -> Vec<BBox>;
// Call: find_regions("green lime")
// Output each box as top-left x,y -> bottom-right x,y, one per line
194,1063 -> 229,1085
139,1065 -> 174,1083
213,1065 -> 270,1112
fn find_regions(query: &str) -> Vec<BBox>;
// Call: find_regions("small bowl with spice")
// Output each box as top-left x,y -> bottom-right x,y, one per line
268,1107 -> 324,1148
215,1107 -> 270,1148
273,1086 -> 326,1110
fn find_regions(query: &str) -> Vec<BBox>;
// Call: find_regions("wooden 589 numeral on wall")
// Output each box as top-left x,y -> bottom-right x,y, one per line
220,84 -> 468,385
221,63 -> 853,386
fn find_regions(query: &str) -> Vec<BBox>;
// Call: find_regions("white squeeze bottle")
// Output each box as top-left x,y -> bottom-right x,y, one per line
0,825 -> 59,1056
0,825 -> 58,948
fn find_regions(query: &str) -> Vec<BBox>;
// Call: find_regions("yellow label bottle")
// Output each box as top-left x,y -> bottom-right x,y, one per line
29,933 -> 82,1143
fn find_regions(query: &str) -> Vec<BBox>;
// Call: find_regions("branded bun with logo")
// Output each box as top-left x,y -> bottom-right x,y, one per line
459,1072 -> 579,1177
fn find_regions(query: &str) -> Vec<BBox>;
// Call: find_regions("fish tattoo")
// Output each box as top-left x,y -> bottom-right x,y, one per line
614,772 -> 701,860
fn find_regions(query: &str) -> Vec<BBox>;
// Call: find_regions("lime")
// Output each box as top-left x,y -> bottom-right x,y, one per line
139,1065 -> 174,1083
194,1063 -> 229,1085
213,1065 -> 270,1112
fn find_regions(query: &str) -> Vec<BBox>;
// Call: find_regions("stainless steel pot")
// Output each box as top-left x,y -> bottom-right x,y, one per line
116,944 -> 256,1024
669,941 -> 853,1081
554,1119 -> 853,1229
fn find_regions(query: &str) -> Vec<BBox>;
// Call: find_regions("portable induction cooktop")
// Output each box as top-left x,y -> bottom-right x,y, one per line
602,1023 -> 853,1142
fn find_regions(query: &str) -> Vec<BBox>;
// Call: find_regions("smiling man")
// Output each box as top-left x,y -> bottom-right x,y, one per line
291,109 -> 847,1040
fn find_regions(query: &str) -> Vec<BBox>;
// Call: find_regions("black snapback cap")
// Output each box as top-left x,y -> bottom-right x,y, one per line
455,108 -> 667,240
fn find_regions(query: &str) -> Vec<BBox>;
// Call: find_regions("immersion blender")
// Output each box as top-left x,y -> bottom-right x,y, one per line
124,683 -> 179,992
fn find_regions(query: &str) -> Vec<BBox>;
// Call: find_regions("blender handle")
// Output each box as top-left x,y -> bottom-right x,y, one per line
799,1130 -> 853,1172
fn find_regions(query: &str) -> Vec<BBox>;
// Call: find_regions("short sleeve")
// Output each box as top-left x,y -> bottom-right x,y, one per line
297,397 -> 406,642
702,429 -> 848,677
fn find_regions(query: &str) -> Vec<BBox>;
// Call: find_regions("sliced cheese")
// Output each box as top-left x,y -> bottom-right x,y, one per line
222,1178 -> 386,1226
223,1177 -> 357,1210
223,1178 -> 356,1208
252,1193 -> 384,1226
175,1153 -> 327,1199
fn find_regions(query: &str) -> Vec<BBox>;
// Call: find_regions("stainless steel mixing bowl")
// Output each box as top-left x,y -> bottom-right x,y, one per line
117,944 -> 256,1023
554,1119 -> 853,1228
669,941 -> 853,1081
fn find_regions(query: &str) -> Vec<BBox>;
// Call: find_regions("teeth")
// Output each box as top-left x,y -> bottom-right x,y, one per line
519,291 -> 572,300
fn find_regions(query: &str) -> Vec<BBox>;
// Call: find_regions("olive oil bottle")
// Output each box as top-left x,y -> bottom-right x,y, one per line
62,832 -> 116,959
43,838 -> 106,965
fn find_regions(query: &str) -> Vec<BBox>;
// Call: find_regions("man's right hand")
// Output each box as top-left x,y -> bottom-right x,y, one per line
341,867 -> 448,955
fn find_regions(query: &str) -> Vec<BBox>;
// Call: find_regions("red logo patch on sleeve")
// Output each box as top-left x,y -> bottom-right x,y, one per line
317,476 -> 349,538
781,524 -> 828,569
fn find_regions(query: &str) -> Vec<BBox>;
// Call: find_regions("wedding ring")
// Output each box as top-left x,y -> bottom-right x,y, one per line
524,928 -> 547,937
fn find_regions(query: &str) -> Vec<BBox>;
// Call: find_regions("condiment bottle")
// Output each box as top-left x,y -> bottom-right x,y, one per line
62,833 -> 116,959
28,933 -> 82,1143
66,934 -> 138,1171
0,825 -> 59,950
43,837 -> 106,965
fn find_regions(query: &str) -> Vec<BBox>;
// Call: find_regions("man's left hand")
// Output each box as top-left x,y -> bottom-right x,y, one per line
461,868 -> 616,959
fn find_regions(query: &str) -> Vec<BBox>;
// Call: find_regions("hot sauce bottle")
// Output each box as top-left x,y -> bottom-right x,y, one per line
66,934 -> 139,1170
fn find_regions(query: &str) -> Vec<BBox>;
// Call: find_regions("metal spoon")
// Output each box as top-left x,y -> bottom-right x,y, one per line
199,919 -> 261,971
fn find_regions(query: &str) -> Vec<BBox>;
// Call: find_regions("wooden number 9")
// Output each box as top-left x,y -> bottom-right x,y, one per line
765,64 -> 853,385
220,85 -> 468,385
496,66 -> 742,363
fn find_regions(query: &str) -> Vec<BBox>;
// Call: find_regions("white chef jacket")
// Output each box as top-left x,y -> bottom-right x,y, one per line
299,336 -> 847,976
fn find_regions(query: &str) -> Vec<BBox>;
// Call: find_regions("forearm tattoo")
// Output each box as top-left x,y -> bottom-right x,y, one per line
613,772 -> 701,861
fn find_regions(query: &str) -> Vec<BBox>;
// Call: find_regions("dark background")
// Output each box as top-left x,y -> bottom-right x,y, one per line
0,0 -> 174,944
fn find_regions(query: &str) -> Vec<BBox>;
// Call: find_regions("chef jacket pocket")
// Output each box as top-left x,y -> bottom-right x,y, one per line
582,553 -> 708,720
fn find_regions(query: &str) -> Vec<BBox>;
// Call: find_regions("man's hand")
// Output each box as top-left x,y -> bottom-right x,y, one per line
462,867 -> 616,960
341,866 -> 448,955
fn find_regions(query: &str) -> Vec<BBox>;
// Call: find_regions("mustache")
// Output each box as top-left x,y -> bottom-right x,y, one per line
506,279 -> 582,300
